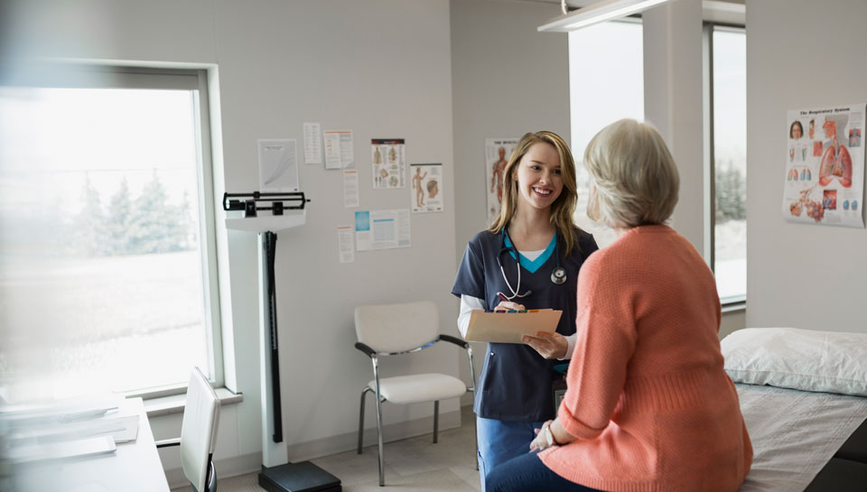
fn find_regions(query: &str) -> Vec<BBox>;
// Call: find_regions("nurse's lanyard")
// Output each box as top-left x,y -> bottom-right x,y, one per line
496,228 -> 567,300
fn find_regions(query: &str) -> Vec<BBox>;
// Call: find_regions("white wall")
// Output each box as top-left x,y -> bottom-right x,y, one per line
450,0 -> 572,399
745,0 -> 867,333
6,0 -> 460,483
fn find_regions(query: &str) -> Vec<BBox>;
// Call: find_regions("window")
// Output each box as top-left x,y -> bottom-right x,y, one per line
0,66 -> 222,398
569,20 -> 644,247
706,26 -> 747,304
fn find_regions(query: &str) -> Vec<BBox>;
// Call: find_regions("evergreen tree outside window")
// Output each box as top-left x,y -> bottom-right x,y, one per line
709,27 -> 747,304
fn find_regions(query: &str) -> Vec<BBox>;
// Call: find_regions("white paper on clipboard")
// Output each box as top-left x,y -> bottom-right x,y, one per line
465,309 -> 562,344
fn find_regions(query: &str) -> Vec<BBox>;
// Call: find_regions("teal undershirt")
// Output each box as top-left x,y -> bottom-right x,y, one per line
503,231 -> 557,274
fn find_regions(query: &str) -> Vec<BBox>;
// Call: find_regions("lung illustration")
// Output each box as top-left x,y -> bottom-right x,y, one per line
818,119 -> 853,188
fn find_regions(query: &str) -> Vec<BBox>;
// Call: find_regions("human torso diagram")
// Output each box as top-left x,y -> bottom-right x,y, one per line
784,107 -> 864,227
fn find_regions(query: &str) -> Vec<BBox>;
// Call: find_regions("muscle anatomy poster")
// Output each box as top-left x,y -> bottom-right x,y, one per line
485,138 -> 518,224
783,104 -> 865,228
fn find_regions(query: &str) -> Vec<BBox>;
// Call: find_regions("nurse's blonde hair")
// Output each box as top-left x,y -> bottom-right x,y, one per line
489,131 -> 581,258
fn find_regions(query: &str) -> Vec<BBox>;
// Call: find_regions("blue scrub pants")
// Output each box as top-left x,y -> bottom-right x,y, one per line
476,416 -> 545,492
486,452 -> 604,492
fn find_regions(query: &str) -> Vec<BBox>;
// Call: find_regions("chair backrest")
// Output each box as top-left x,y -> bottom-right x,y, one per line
355,300 -> 440,353
181,367 -> 221,492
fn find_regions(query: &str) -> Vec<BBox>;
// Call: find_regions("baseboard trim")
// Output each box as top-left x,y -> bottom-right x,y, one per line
165,451 -> 263,489
163,409 -> 464,488
287,409 -> 462,462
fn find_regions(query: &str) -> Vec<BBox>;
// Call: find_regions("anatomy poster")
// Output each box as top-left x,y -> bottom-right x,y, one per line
485,138 -> 519,224
258,139 -> 299,192
371,138 -> 405,189
410,163 -> 443,213
783,104 -> 865,228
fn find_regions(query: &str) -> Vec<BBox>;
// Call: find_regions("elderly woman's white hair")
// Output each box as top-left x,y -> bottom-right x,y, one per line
583,119 -> 679,228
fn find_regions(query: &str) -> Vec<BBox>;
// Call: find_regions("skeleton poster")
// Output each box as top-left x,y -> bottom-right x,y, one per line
485,138 -> 519,224
371,138 -> 405,189
783,104 -> 865,228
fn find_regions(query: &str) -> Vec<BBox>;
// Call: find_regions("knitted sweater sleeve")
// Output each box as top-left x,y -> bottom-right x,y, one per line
557,253 -> 637,440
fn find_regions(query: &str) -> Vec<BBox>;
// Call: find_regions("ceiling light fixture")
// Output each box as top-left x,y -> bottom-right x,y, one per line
538,0 -> 676,32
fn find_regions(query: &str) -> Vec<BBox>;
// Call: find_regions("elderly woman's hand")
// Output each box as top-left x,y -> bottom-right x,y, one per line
523,331 -> 568,359
530,420 -> 556,452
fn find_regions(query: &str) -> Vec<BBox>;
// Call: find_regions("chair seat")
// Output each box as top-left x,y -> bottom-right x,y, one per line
368,373 -> 466,405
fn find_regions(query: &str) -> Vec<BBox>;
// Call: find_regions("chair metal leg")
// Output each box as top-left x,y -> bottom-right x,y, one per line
467,345 -> 479,470
357,387 -> 372,454
432,401 -> 439,444
205,458 -> 217,492
374,389 -> 385,486
371,357 -> 385,487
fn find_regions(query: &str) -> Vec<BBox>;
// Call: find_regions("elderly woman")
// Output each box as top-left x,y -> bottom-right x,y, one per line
487,119 -> 753,492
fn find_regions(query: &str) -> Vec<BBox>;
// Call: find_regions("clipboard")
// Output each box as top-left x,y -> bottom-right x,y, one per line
465,309 -> 562,343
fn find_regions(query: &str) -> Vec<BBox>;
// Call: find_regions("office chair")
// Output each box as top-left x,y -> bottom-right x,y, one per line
156,367 -> 221,492
354,300 -> 476,486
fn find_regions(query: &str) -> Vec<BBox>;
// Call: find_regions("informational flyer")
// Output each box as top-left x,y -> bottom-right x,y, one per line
485,138 -> 519,224
410,163 -> 443,213
337,226 -> 354,263
258,139 -> 299,192
371,138 -> 405,189
324,130 -> 354,170
783,104 -> 865,228
343,170 -> 359,208
303,122 -> 322,165
355,209 -> 411,251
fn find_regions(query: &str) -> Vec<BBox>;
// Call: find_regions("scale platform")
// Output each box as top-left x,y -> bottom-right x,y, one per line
259,462 -> 341,492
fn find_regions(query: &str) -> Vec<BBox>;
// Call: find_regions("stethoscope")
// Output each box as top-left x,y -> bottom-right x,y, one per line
496,229 -> 567,300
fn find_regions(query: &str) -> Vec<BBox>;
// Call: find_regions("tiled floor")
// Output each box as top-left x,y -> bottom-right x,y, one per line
173,405 -> 481,492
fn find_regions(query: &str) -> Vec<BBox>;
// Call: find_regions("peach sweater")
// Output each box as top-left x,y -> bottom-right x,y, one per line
540,226 -> 752,492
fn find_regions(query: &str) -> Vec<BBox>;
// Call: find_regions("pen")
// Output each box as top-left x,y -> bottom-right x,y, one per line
497,292 -> 509,303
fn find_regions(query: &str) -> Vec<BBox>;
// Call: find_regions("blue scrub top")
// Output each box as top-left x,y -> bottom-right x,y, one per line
451,227 -> 598,421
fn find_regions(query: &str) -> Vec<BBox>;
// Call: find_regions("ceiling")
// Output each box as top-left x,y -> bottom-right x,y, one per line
476,0 -> 746,26
478,0 -> 745,9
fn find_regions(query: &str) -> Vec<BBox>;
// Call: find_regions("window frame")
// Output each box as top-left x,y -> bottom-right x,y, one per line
27,65 -> 225,396
703,23 -> 747,308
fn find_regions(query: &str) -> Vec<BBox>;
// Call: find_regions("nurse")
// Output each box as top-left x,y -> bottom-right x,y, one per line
451,130 -> 598,491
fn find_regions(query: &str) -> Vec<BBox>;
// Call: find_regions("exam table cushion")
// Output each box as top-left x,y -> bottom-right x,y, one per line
367,373 -> 467,405
735,383 -> 867,492
721,327 -> 867,397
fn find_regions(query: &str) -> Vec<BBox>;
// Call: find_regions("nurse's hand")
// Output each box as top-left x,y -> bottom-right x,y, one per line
522,331 -> 568,359
493,301 -> 525,312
